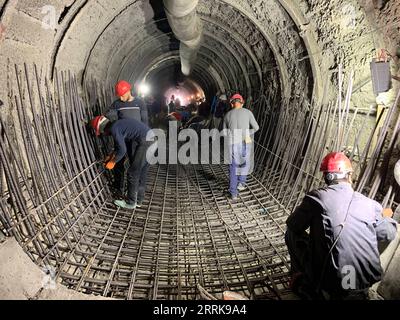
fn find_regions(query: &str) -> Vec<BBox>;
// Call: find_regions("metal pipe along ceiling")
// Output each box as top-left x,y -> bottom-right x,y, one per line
163,0 -> 203,76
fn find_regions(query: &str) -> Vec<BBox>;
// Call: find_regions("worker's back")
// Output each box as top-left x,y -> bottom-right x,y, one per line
305,183 -> 397,292
223,108 -> 259,143
111,118 -> 151,143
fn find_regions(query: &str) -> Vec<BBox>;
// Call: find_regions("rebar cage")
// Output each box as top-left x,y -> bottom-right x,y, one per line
1,64 -> 398,299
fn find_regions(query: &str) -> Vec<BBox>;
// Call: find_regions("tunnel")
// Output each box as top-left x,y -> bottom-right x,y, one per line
0,0 -> 400,300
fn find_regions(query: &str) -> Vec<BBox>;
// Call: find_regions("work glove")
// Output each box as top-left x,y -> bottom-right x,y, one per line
104,154 -> 116,170
244,136 -> 253,144
382,208 -> 394,218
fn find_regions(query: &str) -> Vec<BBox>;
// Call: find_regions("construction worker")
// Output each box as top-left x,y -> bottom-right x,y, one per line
91,115 -> 154,209
168,95 -> 176,113
223,94 -> 259,199
285,152 -> 398,300
212,94 -> 230,130
148,95 -> 161,127
105,80 -> 149,125
104,81 -> 149,198
167,112 -> 183,131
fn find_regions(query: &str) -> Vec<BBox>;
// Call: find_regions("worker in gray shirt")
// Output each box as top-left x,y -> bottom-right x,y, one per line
286,152 -> 398,300
223,93 -> 259,199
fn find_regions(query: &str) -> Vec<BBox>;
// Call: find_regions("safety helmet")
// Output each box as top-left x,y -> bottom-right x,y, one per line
90,115 -> 108,136
115,80 -> 132,97
230,94 -> 244,104
168,112 -> 182,122
320,152 -> 353,174
219,94 -> 227,101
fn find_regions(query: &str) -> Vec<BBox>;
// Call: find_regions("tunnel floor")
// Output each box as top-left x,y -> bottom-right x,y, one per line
54,162 -> 294,300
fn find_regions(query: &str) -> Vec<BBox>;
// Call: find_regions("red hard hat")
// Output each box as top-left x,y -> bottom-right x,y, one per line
91,115 -> 105,136
320,152 -> 353,173
115,80 -> 132,97
168,112 -> 182,121
230,94 -> 244,103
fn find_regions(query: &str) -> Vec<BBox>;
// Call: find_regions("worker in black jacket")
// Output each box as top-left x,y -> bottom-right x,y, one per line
286,152 -> 398,300
91,115 -> 154,209
104,80 -> 149,199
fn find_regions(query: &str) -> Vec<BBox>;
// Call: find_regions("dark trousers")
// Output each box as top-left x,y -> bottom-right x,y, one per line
285,228 -> 312,277
114,140 -> 150,204
285,228 -> 369,300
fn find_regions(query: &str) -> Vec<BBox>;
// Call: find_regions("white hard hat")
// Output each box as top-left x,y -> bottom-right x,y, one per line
219,94 -> 227,100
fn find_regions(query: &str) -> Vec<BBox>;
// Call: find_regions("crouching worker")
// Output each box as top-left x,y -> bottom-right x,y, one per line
285,152 -> 398,300
91,116 -> 154,209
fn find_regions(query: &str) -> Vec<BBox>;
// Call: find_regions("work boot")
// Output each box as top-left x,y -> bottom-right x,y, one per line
136,198 -> 143,208
226,192 -> 238,201
237,183 -> 247,192
289,272 -> 304,291
114,199 -> 136,209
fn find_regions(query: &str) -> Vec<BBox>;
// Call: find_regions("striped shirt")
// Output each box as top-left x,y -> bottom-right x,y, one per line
105,97 -> 149,125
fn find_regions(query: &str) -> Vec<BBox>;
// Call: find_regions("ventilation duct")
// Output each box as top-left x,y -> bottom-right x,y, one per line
163,0 -> 203,75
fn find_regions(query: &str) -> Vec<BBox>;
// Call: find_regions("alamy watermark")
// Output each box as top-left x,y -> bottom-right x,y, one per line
41,265 -> 57,290
341,265 -> 356,290
146,122 -> 255,175
41,5 -> 57,30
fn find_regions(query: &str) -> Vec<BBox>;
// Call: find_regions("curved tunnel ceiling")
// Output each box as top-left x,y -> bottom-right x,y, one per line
0,0 -> 389,107
53,0 -> 313,103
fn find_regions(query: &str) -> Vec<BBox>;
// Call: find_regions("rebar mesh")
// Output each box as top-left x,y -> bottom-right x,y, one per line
0,65 -> 300,299
2,64 -> 396,300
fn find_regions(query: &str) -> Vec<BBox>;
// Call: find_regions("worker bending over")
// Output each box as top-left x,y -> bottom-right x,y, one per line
91,116 -> 154,209
286,152 -> 398,300
223,94 -> 259,200
104,80 -> 149,198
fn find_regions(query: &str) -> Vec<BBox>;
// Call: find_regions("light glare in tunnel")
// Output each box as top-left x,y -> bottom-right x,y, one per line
138,83 -> 151,97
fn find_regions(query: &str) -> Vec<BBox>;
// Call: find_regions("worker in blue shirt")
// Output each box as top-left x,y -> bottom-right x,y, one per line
105,80 -> 149,125
91,115 -> 154,209
286,152 -> 398,300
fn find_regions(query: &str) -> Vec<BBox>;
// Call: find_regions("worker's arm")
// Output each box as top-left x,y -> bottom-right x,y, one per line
221,117 -> 229,136
374,203 -> 398,242
249,112 -> 260,134
139,100 -> 149,126
111,127 -> 127,163
104,101 -> 119,122
286,196 -> 318,234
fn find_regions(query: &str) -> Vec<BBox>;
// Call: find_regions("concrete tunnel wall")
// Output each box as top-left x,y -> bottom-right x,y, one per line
0,0 -> 400,300
2,0 -> 397,104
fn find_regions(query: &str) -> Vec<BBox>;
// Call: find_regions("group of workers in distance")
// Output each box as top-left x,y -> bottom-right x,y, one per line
90,80 -> 398,300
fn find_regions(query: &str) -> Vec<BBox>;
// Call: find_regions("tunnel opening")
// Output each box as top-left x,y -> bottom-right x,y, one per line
0,0 -> 400,301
